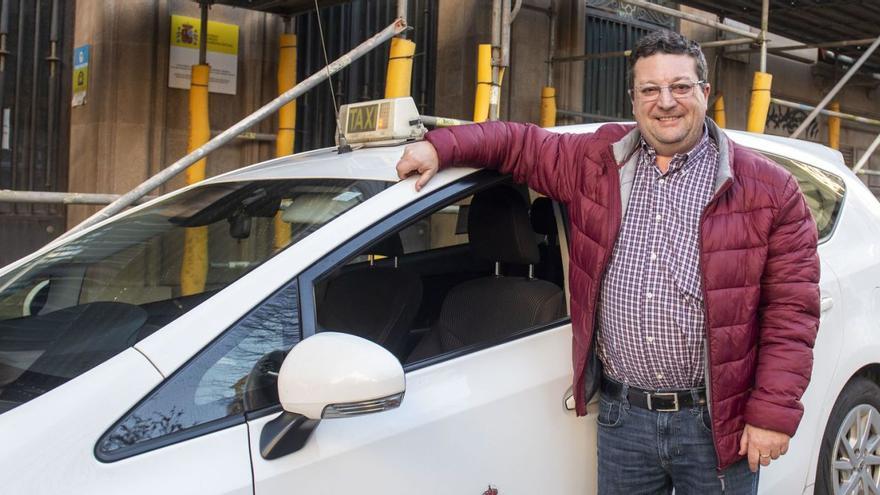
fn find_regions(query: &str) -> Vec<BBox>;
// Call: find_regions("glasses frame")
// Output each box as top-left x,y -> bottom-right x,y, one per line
628,80 -> 707,102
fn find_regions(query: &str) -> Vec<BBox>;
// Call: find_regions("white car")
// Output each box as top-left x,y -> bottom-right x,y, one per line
0,105 -> 877,494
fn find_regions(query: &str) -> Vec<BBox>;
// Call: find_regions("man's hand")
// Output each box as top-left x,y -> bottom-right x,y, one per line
396,141 -> 440,191
738,424 -> 790,472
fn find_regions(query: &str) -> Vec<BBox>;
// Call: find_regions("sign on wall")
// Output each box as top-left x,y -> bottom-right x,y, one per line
72,45 -> 89,106
168,15 -> 239,95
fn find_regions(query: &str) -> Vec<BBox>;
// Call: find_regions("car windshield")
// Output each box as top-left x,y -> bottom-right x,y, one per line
0,177 -> 391,414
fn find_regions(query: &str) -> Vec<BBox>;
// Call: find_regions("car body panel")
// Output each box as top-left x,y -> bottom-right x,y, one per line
249,324 -> 596,494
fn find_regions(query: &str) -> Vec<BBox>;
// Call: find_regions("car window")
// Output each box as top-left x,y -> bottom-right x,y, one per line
96,279 -> 301,461
759,152 -> 846,240
311,180 -> 568,366
0,178 -> 389,415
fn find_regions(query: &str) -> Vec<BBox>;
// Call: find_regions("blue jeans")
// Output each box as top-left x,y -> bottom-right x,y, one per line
597,388 -> 758,494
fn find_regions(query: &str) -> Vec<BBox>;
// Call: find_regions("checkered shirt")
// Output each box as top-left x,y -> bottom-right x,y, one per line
596,131 -> 719,390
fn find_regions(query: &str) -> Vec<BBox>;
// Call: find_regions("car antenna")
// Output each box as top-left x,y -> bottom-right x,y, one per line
313,0 -> 352,154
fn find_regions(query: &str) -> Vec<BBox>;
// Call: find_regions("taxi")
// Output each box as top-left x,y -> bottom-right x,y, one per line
0,97 -> 877,494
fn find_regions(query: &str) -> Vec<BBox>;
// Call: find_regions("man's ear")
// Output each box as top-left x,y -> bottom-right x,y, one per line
702,83 -> 712,99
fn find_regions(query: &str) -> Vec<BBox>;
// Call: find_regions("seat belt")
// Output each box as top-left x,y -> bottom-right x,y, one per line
552,201 -> 571,314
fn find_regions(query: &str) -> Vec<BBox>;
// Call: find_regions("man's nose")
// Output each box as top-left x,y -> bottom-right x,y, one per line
656,88 -> 678,109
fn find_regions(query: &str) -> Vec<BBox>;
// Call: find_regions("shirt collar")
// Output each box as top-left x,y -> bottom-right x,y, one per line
639,126 -> 711,175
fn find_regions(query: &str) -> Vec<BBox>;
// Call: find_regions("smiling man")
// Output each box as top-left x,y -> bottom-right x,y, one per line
396,31 -> 820,494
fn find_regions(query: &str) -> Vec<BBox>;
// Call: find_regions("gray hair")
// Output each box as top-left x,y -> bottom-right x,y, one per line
627,30 -> 708,88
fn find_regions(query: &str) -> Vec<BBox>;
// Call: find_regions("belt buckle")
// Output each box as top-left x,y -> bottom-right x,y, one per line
647,392 -> 680,412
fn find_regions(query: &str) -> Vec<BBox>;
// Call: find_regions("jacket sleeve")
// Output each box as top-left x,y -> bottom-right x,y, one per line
424,121 -> 595,203
743,175 -> 821,437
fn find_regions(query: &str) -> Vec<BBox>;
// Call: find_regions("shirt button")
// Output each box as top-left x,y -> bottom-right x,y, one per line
645,292 -> 653,299
659,178 -> 666,184
655,214 -> 662,221
650,253 -> 657,260
646,336 -> 654,343
656,373 -> 664,380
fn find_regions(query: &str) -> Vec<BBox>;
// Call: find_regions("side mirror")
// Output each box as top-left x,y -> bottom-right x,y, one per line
260,332 -> 405,460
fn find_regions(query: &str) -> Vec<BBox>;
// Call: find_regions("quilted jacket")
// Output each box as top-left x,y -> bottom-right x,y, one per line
424,119 -> 821,469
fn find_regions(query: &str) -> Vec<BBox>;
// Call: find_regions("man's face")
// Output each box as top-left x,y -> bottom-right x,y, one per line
630,53 -> 710,157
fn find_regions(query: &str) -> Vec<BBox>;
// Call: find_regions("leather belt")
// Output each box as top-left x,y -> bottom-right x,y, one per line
600,375 -> 706,412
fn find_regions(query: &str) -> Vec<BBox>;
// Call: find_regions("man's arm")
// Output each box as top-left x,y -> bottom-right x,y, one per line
741,174 -> 821,470
398,121 -> 604,202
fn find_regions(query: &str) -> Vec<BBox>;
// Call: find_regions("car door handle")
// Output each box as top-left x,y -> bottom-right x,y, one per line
821,296 -> 834,313
564,386 -> 575,411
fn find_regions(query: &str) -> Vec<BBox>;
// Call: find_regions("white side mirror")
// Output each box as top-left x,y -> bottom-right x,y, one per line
278,332 -> 405,419
261,332 -> 405,460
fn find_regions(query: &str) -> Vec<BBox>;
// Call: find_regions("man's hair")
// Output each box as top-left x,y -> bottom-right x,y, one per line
627,30 -> 708,88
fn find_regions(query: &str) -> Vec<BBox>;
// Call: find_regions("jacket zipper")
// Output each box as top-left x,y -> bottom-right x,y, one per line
698,177 -> 733,471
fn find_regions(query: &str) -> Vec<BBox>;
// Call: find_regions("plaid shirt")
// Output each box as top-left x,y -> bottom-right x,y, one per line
597,131 -> 719,390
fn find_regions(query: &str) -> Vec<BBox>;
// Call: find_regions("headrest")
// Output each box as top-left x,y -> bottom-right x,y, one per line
367,233 -> 404,257
468,185 -> 540,265
530,197 -> 557,238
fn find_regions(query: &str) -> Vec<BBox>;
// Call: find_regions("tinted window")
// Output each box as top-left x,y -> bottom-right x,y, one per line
0,178 -> 388,414
760,152 -> 845,240
96,280 -> 301,460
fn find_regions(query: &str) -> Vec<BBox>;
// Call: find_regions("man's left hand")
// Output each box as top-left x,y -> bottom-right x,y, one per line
738,424 -> 790,472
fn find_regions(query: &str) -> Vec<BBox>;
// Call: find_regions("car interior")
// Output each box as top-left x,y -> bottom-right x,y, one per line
314,182 -> 568,365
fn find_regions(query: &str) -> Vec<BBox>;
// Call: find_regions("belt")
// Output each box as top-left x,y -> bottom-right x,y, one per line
600,375 -> 707,412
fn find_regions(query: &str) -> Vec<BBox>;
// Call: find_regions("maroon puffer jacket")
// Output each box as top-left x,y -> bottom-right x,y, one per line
425,120 -> 820,469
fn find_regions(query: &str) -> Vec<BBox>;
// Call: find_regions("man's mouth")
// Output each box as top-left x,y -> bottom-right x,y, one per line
656,116 -> 681,122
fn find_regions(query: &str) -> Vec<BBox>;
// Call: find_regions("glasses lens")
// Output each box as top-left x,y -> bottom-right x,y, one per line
670,83 -> 695,96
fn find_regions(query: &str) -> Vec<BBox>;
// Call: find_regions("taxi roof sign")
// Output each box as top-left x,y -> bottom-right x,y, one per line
337,97 -> 426,146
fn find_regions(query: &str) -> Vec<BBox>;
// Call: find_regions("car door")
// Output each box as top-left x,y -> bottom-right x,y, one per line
248,176 -> 597,494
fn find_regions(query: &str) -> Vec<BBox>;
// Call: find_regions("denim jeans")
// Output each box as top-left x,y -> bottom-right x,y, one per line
596,388 -> 758,494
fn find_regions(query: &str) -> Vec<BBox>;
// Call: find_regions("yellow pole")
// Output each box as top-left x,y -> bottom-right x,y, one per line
713,93 -> 726,128
181,64 -> 210,296
540,87 -> 556,127
385,37 -> 416,98
747,71 -> 772,133
274,33 -> 297,251
474,44 -> 492,122
828,101 -> 841,150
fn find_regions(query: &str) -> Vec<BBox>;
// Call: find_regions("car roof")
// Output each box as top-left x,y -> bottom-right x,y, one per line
205,122 -> 850,185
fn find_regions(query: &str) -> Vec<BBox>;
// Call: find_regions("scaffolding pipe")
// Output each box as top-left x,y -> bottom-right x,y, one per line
0,0 -> 7,72
384,37 -> 416,97
618,0 -> 759,40
759,0 -> 769,72
546,0 -> 555,86
828,101 -> 840,150
421,115 -> 472,127
725,37 -> 878,55
713,94 -> 726,128
791,36 -> 880,139
556,109 -> 618,122
474,44 -> 492,122
853,132 -> 880,174
181,63 -> 211,295
747,71 -> 772,133
199,2 -> 208,65
488,0 -> 503,120
771,97 -> 880,127
274,28 -> 297,251
67,19 -> 407,236
0,190 -> 154,205
540,87 -> 556,127
397,0 -> 407,37
552,37 -> 754,63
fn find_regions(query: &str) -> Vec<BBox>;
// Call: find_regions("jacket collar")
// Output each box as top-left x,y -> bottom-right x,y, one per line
610,117 -> 734,194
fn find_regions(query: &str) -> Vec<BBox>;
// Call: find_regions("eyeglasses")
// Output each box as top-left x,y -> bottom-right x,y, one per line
629,80 -> 706,102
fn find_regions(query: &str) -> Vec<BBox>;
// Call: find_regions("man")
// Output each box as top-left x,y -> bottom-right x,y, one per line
396,30 -> 820,493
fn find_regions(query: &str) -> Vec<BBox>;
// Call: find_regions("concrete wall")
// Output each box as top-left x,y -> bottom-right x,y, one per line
68,0 -> 280,227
